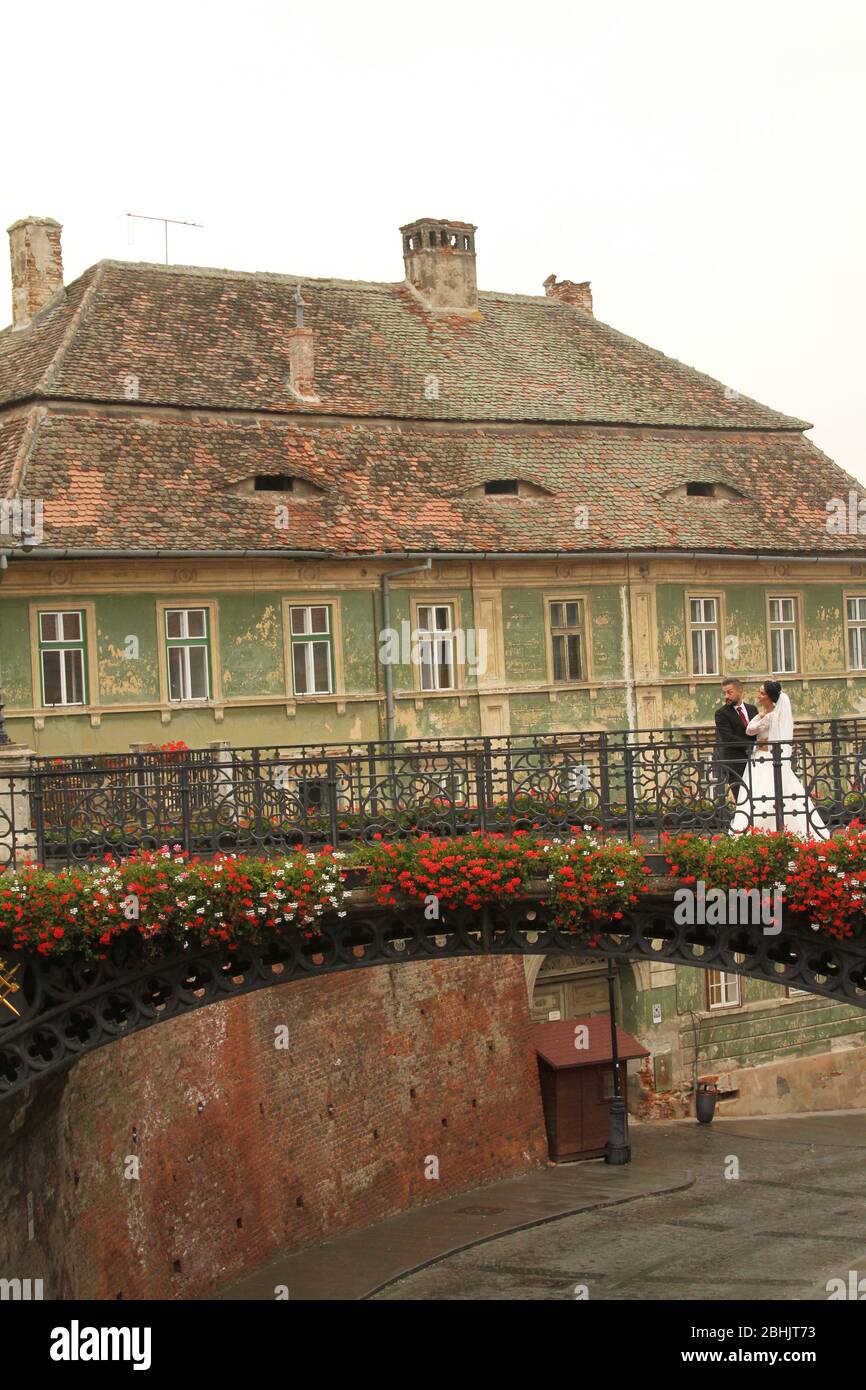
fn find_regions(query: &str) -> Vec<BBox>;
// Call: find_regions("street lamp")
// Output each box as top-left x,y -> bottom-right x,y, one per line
605,960 -> 631,1165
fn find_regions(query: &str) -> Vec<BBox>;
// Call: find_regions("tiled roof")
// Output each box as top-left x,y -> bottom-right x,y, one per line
533,1016 -> 649,1069
0,261 -> 809,429
3,408 -> 861,555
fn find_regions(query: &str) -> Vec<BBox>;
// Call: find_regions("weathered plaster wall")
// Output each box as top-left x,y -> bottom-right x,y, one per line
5,558 -> 866,753
219,594 -> 285,697
620,959 -> 866,1117
0,596 -> 36,706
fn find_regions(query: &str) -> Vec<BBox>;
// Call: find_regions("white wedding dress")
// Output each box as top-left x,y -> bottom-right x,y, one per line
729,692 -> 829,840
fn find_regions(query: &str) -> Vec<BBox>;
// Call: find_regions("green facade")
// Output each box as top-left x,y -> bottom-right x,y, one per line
3,570 -> 866,752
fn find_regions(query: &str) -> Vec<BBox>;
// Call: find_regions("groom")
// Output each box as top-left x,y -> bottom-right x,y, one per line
714,677 -> 757,796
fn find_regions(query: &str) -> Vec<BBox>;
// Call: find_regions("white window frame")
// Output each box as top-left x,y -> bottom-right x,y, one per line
846,595 -> 866,671
416,603 -> 456,692
164,607 -> 211,703
768,595 -> 798,675
706,970 -> 741,1010
688,596 -> 720,676
288,604 -> 334,696
38,609 -> 87,707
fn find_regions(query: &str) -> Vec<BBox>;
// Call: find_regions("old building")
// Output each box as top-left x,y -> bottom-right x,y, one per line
2,215 -> 866,752
1,215 -> 865,1295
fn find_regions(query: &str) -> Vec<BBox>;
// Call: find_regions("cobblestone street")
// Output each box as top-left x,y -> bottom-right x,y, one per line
372,1115 -> 866,1301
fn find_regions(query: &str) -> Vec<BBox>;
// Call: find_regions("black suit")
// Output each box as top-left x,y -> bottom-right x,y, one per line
714,701 -> 758,792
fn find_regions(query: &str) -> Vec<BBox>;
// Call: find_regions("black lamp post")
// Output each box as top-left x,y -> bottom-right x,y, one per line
605,960 -> 631,1165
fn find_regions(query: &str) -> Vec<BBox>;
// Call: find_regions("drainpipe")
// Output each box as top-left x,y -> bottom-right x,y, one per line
620,560 -> 637,736
380,557 -> 432,743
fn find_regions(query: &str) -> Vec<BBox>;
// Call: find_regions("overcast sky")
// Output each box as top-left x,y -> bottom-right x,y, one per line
3,1 -> 864,480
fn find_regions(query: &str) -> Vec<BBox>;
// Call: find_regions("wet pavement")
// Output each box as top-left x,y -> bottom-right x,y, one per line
214,1110 -> 866,1301
373,1112 -> 866,1301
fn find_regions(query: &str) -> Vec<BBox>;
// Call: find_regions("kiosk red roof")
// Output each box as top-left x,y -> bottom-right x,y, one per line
533,1016 -> 649,1070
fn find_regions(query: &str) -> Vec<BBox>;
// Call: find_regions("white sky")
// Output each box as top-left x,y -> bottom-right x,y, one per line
3,0 -> 864,480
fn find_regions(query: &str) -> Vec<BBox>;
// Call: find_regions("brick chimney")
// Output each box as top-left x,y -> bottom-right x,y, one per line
286,281 -> 318,400
543,274 -> 593,316
401,218 -> 478,312
8,217 -> 64,329
287,326 -> 316,398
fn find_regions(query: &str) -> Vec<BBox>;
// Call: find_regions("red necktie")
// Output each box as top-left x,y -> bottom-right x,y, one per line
737,706 -> 748,728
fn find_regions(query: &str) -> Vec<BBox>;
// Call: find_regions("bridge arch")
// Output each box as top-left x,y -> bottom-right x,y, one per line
1,890 -> 864,1103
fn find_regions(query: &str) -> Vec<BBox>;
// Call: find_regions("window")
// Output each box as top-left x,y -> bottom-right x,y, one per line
416,604 -> 456,691
427,767 -> 469,804
688,597 -> 720,676
289,605 -> 334,695
253,475 -> 294,491
706,971 -> 741,1009
686,481 -> 715,497
769,596 -> 798,674
165,608 -> 211,702
847,596 -> 866,670
549,600 -> 585,682
465,478 -> 552,500
38,610 -> 86,706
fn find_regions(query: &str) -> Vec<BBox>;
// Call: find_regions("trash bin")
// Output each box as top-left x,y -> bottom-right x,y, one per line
695,1075 -> 719,1125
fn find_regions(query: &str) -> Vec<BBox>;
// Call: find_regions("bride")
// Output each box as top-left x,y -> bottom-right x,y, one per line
729,680 -> 829,840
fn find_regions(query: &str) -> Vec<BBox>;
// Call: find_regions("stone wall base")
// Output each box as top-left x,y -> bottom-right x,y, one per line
636,1043 -> 866,1121
714,1040 -> 866,1117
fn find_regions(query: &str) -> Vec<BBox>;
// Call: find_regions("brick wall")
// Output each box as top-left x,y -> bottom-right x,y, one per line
0,956 -> 547,1299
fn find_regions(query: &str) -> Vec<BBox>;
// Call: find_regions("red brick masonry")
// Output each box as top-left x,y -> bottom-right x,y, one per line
0,956 -> 547,1299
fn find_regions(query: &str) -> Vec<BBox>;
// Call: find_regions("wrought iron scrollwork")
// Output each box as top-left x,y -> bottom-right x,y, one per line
1,890 -> 864,1103
2,719 -> 862,869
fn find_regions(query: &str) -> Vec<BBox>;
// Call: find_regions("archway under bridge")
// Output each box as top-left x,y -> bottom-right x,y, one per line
1,887 -> 864,1102
526,952 -> 614,1022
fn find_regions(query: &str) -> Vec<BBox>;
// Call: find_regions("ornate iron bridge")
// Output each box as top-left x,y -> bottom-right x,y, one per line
2,721 -> 865,1101
2,718 -> 866,867
1,879 -> 865,1102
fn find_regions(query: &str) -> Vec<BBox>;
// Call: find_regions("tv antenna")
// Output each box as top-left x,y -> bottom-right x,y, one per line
126,213 -> 204,265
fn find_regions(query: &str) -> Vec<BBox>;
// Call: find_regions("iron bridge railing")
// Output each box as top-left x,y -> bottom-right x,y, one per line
1,718 -> 865,869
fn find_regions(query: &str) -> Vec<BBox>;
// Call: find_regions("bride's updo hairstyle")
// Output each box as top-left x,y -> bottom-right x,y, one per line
763,679 -> 782,703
